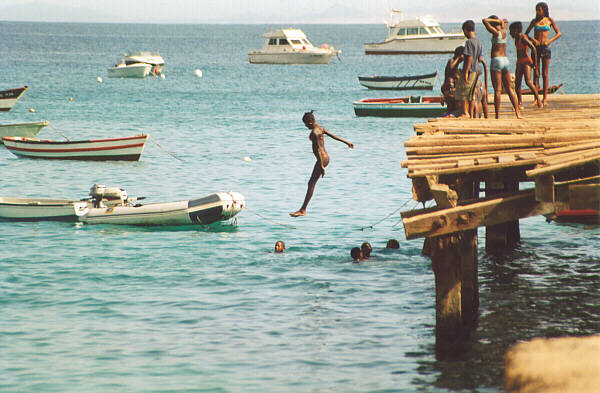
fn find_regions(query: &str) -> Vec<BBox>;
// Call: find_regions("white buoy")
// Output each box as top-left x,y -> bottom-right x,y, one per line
243,156 -> 252,162
29,108 -> 35,113
97,76 -> 103,83
160,73 -> 165,80
194,69 -> 203,78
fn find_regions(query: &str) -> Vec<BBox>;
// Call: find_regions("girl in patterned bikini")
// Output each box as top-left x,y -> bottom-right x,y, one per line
525,2 -> 562,107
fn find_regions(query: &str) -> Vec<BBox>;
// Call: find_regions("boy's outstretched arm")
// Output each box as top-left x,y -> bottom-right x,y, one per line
323,129 -> 354,148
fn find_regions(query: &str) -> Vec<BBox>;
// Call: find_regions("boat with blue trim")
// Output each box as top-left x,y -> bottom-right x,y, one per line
353,95 -> 447,117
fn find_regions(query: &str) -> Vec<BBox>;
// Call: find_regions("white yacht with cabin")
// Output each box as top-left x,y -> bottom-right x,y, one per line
364,10 -> 465,54
107,51 -> 165,78
248,29 -> 341,64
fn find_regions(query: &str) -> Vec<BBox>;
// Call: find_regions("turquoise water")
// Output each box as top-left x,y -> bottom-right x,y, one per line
1,21 -> 599,392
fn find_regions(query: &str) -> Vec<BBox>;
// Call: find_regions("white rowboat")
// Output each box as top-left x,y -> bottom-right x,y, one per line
2,134 -> 148,161
0,198 -> 88,222
358,72 -> 437,90
0,121 -> 49,143
0,86 -> 28,112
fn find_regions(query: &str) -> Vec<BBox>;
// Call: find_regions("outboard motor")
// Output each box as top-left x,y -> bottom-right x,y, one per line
89,184 -> 128,207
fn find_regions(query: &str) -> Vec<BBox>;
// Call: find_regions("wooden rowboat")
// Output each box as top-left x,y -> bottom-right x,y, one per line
353,96 -> 446,117
0,86 -> 28,111
521,83 -> 563,95
2,134 -> 148,161
358,72 -> 437,90
0,121 -> 49,142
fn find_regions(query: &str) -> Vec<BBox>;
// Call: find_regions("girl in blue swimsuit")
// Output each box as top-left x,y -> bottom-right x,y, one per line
483,16 -> 522,119
525,2 -> 562,107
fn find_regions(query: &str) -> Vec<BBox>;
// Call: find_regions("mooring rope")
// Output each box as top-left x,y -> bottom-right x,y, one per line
244,206 -> 297,229
359,197 -> 413,231
148,135 -> 184,162
47,123 -> 71,141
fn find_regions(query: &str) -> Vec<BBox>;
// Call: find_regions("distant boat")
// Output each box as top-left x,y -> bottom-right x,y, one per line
0,86 -> 29,112
107,62 -> 152,78
364,10 -> 465,55
122,51 -> 165,75
0,121 -> 49,142
353,96 -> 447,117
248,29 -> 341,64
522,83 -> 563,95
358,72 -> 437,90
2,134 -> 149,161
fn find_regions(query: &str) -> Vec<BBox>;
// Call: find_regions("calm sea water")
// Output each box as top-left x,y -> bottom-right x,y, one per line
1,21 -> 599,393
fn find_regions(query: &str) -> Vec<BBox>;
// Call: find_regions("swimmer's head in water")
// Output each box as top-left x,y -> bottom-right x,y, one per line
386,239 -> 400,249
302,110 -> 315,128
275,241 -> 285,253
350,247 -> 363,261
361,242 -> 372,258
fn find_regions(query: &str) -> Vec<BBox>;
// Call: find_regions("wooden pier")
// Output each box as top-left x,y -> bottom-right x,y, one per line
400,94 -> 600,354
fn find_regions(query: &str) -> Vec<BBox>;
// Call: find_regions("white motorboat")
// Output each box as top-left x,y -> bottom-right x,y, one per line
0,86 -> 28,112
2,134 -> 148,161
0,185 -> 246,227
107,62 -> 152,78
0,121 -> 49,143
80,186 -> 245,226
122,51 -> 165,75
0,197 -> 88,222
364,10 -> 465,54
248,29 -> 341,64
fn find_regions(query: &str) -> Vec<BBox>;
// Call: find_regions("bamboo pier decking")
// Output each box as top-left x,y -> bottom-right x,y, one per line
398,94 -> 599,353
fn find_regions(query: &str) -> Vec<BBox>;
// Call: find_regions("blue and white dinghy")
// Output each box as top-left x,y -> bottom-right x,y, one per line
79,185 -> 245,226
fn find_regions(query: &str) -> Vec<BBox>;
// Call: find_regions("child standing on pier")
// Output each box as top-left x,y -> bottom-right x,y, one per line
509,21 -> 542,109
483,16 -> 522,119
290,111 -> 354,217
454,20 -> 483,119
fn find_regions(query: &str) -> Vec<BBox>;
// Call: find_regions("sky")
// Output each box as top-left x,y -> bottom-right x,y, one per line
0,0 -> 599,23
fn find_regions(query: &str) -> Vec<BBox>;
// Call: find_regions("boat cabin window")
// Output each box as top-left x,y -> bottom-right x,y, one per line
301,39 -> 310,45
278,39 -> 289,45
291,39 -> 302,45
419,27 -> 428,35
434,27 -> 443,34
406,27 -> 418,35
269,38 -> 277,45
396,27 -> 406,35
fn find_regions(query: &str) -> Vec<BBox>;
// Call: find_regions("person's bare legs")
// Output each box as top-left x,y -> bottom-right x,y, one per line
515,66 -> 524,109
541,57 -> 550,107
522,65 -> 542,107
290,162 -> 323,217
491,69 -> 502,119
503,69 -> 523,118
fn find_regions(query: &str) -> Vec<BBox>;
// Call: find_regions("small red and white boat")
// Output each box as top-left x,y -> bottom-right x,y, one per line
2,134 -> 148,161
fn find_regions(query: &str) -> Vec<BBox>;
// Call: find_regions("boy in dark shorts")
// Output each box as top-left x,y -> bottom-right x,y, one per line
455,20 -> 483,119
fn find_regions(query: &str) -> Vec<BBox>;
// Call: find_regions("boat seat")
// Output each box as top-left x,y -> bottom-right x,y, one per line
410,96 -> 422,103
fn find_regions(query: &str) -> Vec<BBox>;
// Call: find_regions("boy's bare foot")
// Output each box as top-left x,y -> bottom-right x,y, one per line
535,101 -> 543,108
542,100 -> 548,108
516,112 -> 524,119
290,210 -> 306,217
518,103 -> 524,110
457,114 -> 470,119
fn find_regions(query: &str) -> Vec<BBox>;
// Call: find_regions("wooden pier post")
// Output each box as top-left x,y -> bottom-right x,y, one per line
422,179 -> 479,354
485,176 -> 521,252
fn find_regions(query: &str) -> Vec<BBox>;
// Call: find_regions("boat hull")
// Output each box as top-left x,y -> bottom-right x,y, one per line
248,51 -> 336,64
2,134 -> 148,161
0,121 -> 49,143
0,86 -> 28,112
0,198 -> 88,222
365,36 -> 466,54
81,192 -> 245,226
107,64 -> 151,78
358,72 -> 437,90
353,97 -> 447,118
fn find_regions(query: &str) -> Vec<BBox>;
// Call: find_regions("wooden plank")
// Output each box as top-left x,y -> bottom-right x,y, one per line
527,156 -> 600,177
409,158 -> 540,178
429,183 -> 458,209
401,190 -> 556,240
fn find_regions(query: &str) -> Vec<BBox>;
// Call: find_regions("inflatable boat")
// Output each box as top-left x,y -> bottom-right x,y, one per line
79,185 -> 245,226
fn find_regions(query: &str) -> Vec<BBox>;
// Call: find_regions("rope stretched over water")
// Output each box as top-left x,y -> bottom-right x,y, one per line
244,206 -> 297,229
359,197 -> 413,231
149,135 -> 184,162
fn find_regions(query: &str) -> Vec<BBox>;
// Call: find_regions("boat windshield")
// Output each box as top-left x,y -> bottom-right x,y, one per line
278,38 -> 289,45
269,38 -> 277,45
